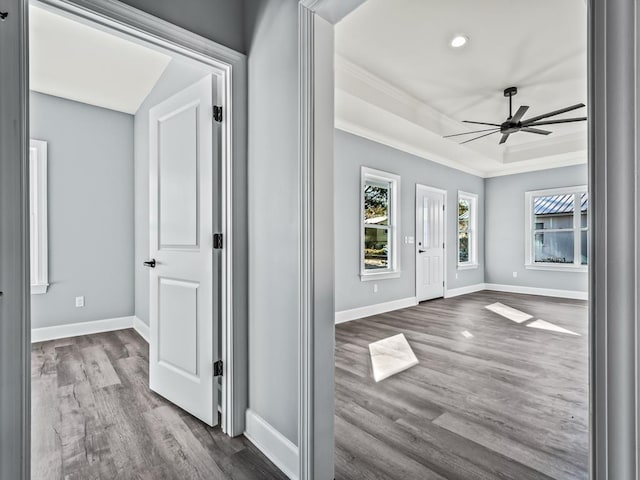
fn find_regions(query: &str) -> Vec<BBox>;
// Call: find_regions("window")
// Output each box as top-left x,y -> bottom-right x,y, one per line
30,139 -> 49,294
525,186 -> 588,271
457,191 -> 478,269
361,167 -> 400,280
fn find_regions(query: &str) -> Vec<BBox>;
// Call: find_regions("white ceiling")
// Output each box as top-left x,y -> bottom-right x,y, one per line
30,5 -> 172,114
335,0 -> 588,176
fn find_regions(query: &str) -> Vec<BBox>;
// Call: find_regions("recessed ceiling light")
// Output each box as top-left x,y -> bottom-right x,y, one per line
450,35 -> 468,48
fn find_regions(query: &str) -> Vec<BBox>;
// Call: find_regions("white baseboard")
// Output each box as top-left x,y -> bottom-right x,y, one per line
445,283 -> 486,298
244,409 -> 298,480
133,316 -> 150,343
335,296 -> 418,324
484,283 -> 588,300
31,315 -> 135,343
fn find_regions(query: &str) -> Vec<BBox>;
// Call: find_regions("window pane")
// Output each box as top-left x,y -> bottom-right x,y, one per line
580,192 -> 588,228
364,227 -> 389,270
533,194 -> 574,229
364,181 -> 390,226
459,232 -> 469,263
534,231 -> 574,264
581,230 -> 588,265
458,198 -> 470,232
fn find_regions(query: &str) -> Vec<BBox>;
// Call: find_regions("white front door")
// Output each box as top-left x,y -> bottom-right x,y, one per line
148,75 -> 220,426
416,185 -> 445,301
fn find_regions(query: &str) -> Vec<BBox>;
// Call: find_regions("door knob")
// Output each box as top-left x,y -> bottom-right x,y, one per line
418,249 -> 426,253
143,259 -> 156,268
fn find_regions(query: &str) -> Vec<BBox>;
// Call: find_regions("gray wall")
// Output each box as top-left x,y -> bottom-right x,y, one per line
134,57 -> 212,325
119,0 -> 245,53
30,92 -> 134,328
245,0 -> 299,445
335,130 -> 486,312
485,164 -> 588,291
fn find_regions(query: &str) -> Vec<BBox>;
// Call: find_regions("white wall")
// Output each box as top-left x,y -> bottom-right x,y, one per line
485,164 -> 588,291
30,92 -> 134,328
335,129 -> 485,312
244,0 -> 300,446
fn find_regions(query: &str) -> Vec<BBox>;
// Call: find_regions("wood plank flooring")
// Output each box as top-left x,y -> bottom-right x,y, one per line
335,291 -> 589,480
31,329 -> 287,480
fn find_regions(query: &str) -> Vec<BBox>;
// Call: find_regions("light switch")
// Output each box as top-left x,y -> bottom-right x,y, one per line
75,296 -> 85,308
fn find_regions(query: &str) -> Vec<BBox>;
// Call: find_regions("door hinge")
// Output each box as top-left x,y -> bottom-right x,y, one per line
213,105 -> 223,122
443,242 -> 445,249
213,233 -> 223,249
443,205 -> 445,211
214,360 -> 223,377
443,281 -> 445,287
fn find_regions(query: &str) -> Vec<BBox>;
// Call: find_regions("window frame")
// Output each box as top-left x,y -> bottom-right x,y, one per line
457,191 -> 478,270
30,139 -> 49,294
524,185 -> 588,272
360,166 -> 401,281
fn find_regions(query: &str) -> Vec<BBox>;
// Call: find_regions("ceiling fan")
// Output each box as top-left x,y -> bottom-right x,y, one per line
445,87 -> 586,145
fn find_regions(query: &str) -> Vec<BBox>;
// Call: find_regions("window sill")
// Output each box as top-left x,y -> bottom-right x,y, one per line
525,263 -> 588,273
360,271 -> 401,281
31,283 -> 49,295
457,263 -> 479,271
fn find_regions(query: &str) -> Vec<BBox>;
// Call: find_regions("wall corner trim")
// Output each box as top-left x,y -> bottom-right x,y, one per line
335,297 -> 418,324
132,316 -> 150,343
245,409 -> 299,480
30,315 -> 135,343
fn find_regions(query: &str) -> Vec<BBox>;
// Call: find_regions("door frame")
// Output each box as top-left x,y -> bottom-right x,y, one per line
415,184 -> 447,301
5,0 -> 248,454
297,0 -> 640,479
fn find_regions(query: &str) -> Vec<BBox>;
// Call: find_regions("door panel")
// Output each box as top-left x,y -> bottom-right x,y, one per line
158,278 -> 199,377
149,75 -> 219,427
158,105 -> 199,248
416,185 -> 445,301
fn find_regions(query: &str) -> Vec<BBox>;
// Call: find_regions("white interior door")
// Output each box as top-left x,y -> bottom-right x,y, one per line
416,185 -> 445,301
148,75 -> 220,426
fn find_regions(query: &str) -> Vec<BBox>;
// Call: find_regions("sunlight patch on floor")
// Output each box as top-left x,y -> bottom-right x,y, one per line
526,319 -> 580,336
369,333 -> 419,382
485,302 -> 533,323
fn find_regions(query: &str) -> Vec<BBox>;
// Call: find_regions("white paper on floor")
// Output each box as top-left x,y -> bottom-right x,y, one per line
526,319 -> 580,336
461,330 -> 474,338
369,333 -> 419,382
485,302 -> 533,324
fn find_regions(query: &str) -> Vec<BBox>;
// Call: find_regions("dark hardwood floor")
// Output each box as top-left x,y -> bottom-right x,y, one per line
31,328 -> 287,480
335,291 -> 589,480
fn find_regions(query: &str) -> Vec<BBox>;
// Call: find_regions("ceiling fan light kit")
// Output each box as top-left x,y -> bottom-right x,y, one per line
445,86 -> 587,145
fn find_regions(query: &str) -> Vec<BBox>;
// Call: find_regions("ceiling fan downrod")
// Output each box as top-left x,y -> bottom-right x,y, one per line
504,86 -> 517,120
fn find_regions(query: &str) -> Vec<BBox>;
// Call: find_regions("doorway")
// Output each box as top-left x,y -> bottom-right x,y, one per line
415,185 -> 446,302
25,1 -> 253,478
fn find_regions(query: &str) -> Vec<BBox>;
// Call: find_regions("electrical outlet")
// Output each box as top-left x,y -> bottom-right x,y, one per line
373,284 -> 378,293
455,273 -> 458,280
512,271 -> 518,278
75,296 -> 85,308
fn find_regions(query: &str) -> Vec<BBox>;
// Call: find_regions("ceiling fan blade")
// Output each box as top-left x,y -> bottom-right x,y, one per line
443,127 -> 500,138
499,133 -> 510,144
463,120 -> 501,127
459,130 -> 499,145
510,105 -> 529,123
521,103 -> 585,125
526,117 -> 587,127
521,127 -> 552,135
